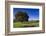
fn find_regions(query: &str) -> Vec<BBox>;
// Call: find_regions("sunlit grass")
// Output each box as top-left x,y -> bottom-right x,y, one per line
13,20 -> 39,28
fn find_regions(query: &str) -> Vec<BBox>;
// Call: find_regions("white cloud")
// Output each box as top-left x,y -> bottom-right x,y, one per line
28,18 -> 39,21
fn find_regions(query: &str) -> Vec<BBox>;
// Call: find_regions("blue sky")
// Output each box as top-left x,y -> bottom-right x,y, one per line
13,8 -> 39,21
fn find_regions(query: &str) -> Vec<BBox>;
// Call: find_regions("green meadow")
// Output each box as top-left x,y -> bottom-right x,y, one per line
13,20 -> 39,28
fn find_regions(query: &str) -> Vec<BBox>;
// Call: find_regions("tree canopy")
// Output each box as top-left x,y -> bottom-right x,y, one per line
15,11 -> 29,22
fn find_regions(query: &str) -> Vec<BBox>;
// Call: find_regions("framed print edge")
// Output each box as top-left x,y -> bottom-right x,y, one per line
5,1 -> 45,36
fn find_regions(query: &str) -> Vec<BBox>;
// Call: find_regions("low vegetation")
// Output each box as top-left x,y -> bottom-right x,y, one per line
13,20 -> 39,28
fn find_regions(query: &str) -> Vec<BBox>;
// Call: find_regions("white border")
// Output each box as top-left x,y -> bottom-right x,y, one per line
10,5 -> 42,32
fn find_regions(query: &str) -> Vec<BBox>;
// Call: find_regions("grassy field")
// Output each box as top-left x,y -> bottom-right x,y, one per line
13,20 -> 39,28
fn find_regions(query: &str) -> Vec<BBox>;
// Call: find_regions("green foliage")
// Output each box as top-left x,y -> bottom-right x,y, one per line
13,20 -> 39,28
15,11 -> 29,22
